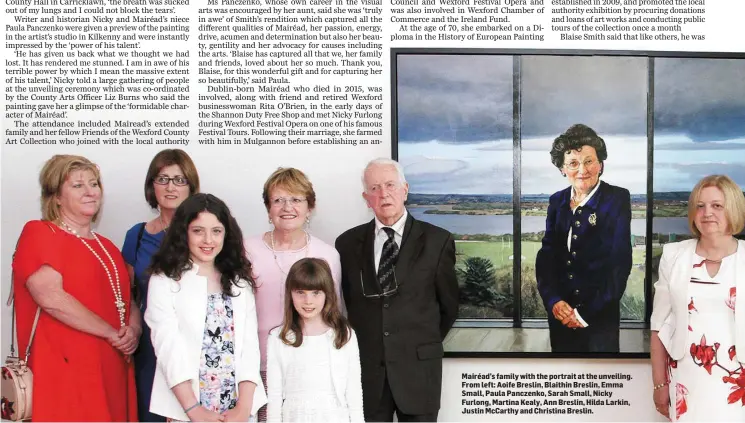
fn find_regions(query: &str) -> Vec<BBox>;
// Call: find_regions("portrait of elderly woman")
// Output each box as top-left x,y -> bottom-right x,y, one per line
535,123 -> 633,353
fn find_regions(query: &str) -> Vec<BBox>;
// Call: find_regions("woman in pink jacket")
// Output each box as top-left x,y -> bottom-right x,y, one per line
244,167 -> 343,422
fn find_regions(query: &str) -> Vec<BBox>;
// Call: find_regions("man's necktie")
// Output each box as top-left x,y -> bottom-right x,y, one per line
377,227 -> 399,293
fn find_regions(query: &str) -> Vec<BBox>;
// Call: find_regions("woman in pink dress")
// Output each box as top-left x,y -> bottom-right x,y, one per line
244,167 -> 342,422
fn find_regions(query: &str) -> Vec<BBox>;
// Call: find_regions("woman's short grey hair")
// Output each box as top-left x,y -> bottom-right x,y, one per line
361,158 -> 407,192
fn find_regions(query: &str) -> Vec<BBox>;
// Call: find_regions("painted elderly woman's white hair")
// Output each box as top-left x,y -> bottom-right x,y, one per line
361,158 -> 407,192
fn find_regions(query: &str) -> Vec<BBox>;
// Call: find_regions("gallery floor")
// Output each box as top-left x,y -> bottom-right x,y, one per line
443,327 -> 651,354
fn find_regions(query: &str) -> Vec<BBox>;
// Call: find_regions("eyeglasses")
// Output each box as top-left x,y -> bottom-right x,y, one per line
360,270 -> 399,298
154,175 -> 188,186
563,159 -> 597,171
270,197 -> 307,208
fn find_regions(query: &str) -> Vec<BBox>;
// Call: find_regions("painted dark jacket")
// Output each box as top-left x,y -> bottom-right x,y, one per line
536,180 -> 633,325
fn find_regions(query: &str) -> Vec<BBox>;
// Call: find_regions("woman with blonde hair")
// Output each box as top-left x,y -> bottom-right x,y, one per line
11,154 -> 137,421
651,174 -> 745,421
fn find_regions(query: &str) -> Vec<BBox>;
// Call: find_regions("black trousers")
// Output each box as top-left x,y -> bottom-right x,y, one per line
548,308 -> 620,353
365,375 -> 439,422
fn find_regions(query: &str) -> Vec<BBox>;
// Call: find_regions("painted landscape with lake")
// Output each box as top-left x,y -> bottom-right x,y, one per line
396,54 -> 745,345
407,192 -> 690,321
409,193 -> 693,238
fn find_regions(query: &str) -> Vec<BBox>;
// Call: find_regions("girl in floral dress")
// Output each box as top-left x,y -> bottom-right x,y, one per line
145,193 -> 266,422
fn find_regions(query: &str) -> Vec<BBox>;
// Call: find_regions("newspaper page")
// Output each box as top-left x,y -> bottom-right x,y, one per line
2,0 -> 744,421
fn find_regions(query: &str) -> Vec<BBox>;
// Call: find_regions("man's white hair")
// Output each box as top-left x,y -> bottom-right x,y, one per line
361,158 -> 407,192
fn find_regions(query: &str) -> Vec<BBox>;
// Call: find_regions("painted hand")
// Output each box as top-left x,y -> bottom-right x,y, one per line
552,300 -> 574,322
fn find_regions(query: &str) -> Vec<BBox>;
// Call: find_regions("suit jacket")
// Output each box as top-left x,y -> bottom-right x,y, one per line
266,327 -> 364,422
651,239 -> 745,363
144,265 -> 267,420
335,212 -> 459,415
536,181 -> 633,325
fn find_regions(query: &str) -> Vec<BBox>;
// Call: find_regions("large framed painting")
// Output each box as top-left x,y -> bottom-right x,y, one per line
392,49 -> 745,357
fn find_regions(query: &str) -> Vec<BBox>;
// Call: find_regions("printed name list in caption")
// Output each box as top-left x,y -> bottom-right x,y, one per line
461,372 -> 633,416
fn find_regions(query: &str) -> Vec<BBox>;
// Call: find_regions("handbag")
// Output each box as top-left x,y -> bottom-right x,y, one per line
1,231 -> 43,421
1,305 -> 40,421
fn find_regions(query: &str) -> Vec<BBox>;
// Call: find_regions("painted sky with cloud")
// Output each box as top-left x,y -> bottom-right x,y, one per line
397,55 -> 745,195
653,58 -> 745,191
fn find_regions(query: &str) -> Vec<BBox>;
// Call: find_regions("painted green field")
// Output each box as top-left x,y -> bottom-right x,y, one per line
456,240 -> 645,268
455,240 -> 646,320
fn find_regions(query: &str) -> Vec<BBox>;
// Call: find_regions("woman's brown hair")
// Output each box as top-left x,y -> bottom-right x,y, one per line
144,149 -> 200,209
279,258 -> 350,349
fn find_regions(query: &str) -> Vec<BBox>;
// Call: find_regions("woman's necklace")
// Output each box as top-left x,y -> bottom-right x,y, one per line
270,230 -> 310,275
59,221 -> 125,327
159,214 -> 168,233
698,238 -> 738,264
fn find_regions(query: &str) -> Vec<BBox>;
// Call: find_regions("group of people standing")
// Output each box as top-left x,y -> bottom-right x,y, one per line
9,151 -> 459,422
7,125 -> 744,422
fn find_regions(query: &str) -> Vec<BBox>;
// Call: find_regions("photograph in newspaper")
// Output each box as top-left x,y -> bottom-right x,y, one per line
393,50 -> 745,356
